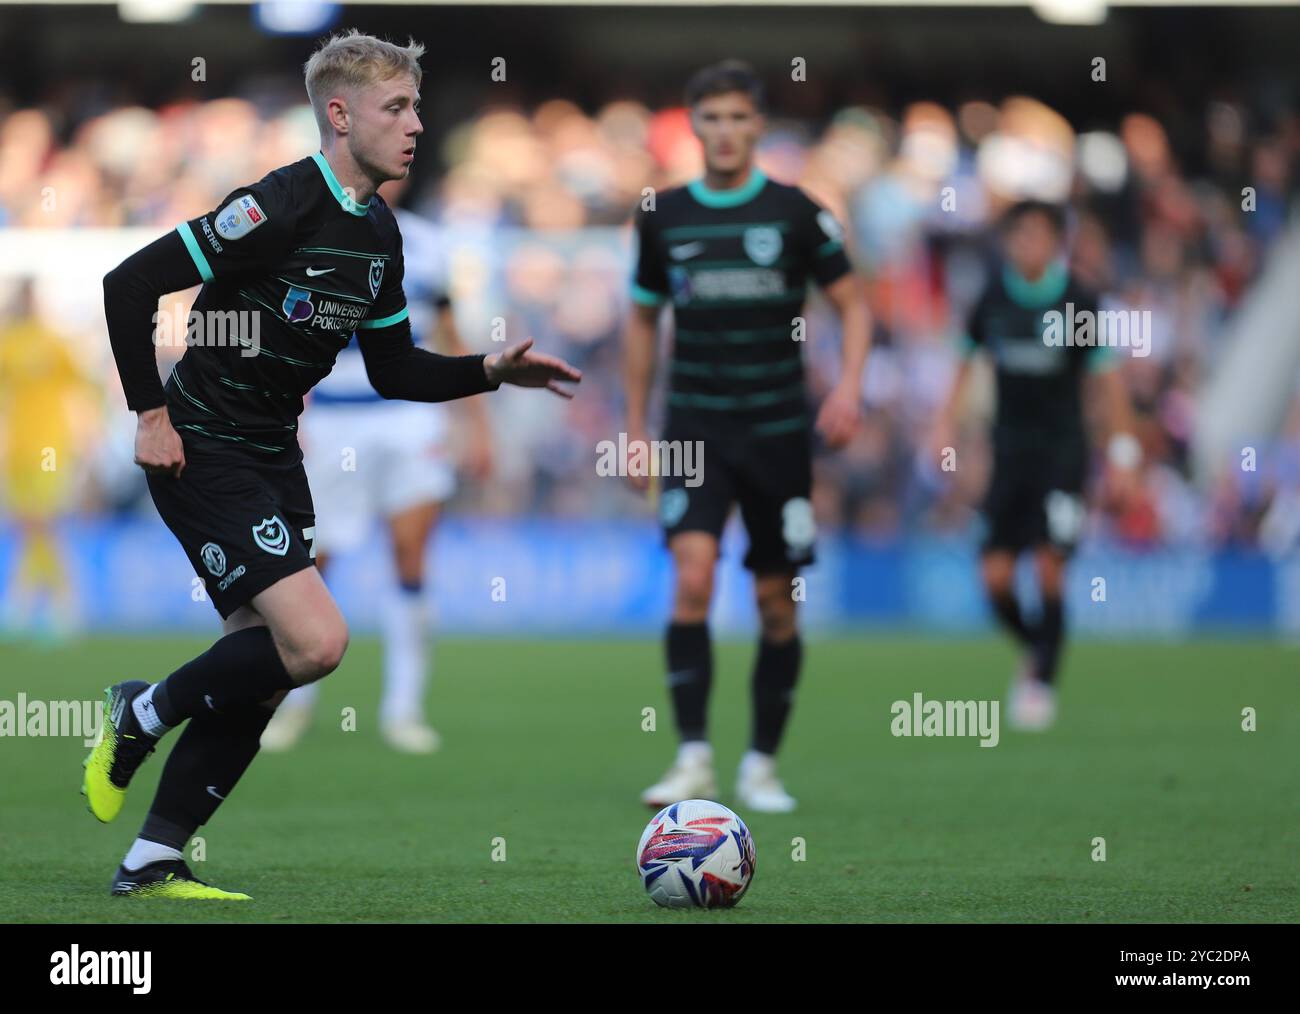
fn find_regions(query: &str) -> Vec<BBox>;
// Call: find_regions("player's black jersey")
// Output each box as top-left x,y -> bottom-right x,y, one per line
632,170 -> 851,437
169,153 -> 409,455
965,262 -> 1111,449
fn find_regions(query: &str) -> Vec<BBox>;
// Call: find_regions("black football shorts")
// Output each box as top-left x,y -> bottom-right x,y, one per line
982,436 -> 1088,555
658,417 -> 815,573
146,439 -> 317,619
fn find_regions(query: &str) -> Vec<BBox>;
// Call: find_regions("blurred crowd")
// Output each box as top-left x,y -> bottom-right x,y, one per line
1,84 -> 1298,553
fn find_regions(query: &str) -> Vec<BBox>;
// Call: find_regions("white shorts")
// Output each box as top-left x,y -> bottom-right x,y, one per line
303,401 -> 455,555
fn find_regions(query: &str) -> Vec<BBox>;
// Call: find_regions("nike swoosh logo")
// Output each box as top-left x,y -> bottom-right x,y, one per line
669,242 -> 705,261
206,786 -> 226,800
305,266 -> 335,276
667,669 -> 697,688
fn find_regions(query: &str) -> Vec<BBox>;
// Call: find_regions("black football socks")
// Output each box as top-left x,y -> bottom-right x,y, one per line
751,634 -> 802,755
989,590 -> 1036,649
1034,594 -> 1066,685
149,626 -> 297,727
136,702 -> 277,854
666,621 -> 712,743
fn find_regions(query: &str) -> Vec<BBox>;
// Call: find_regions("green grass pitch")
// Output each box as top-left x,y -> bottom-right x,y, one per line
0,634 -> 1295,923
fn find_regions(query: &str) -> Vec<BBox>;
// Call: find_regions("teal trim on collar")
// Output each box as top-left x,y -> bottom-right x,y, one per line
1002,261 -> 1067,308
1087,343 -> 1119,373
630,282 -> 667,307
687,168 -> 768,209
312,151 -> 371,217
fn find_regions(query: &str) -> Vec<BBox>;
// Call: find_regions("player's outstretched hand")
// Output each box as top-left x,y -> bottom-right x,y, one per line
135,405 -> 186,478
484,338 -> 582,399
815,381 -> 861,450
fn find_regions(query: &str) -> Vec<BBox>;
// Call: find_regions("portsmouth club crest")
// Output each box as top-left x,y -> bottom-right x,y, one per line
251,516 -> 290,557
743,225 -> 782,266
369,258 -> 385,299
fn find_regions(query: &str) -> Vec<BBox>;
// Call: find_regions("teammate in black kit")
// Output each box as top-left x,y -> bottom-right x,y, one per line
933,201 -> 1139,731
625,61 -> 871,813
87,31 -> 579,899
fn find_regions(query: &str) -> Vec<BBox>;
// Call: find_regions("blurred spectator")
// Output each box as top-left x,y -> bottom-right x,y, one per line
0,81 -> 1297,550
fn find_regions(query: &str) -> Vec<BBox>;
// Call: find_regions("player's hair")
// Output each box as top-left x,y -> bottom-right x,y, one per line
304,29 -> 425,136
1001,199 -> 1067,236
684,60 -> 766,113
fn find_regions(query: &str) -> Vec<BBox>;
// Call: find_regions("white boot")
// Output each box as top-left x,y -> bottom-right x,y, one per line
1008,661 -> 1057,732
260,703 -> 312,752
641,741 -> 718,808
381,716 -> 441,754
735,750 -> 797,813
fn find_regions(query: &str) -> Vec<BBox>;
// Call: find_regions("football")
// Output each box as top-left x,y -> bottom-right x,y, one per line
636,799 -> 757,908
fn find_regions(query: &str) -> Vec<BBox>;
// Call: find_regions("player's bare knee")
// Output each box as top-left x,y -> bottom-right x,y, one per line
756,586 -> 797,641
674,564 -> 714,616
313,623 -> 350,676
760,611 -> 797,643
981,555 -> 1015,597
1034,549 -> 1066,597
1038,568 -> 1065,599
288,622 -> 349,682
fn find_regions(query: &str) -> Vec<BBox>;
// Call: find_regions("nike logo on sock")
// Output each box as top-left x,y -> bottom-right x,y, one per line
204,694 -> 216,711
206,786 -> 226,800
667,669 -> 696,688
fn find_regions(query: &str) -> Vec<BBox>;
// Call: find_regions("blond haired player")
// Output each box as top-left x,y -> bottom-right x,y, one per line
93,30 -> 579,899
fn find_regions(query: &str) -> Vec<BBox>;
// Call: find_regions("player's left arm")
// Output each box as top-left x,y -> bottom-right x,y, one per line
359,319 -> 580,402
359,227 -> 580,401
802,197 -> 871,450
1087,339 -> 1142,504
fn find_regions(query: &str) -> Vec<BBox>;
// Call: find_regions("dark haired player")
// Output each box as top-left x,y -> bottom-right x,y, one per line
625,60 -> 871,812
89,31 -> 579,899
933,201 -> 1139,730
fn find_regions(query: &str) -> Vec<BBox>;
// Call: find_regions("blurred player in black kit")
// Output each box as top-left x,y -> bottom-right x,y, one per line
934,201 -> 1140,731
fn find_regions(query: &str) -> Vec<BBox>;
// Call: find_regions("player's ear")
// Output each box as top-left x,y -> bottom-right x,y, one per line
327,95 -> 350,136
